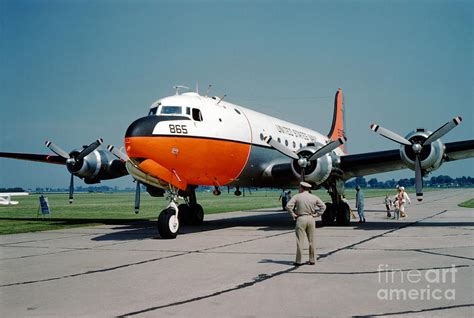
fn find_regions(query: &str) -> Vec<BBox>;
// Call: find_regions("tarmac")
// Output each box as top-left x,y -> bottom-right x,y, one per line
0,188 -> 473,317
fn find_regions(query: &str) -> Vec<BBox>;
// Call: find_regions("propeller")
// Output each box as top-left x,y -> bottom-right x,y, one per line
371,116 -> 462,201
45,138 -> 103,203
107,145 -> 129,161
264,136 -> 347,182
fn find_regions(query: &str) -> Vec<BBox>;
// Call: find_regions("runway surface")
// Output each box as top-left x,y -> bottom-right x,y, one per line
1,189 -> 473,317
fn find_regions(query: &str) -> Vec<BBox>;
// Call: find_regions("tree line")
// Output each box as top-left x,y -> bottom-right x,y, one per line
345,175 -> 474,189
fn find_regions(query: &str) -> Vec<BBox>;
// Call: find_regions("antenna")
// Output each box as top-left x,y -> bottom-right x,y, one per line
173,85 -> 190,95
195,82 -> 199,94
217,94 -> 227,104
205,84 -> 212,97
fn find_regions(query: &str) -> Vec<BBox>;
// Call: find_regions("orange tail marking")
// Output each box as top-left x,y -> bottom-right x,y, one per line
327,87 -> 346,153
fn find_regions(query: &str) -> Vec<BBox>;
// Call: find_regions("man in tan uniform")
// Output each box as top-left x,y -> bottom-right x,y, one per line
286,181 -> 326,266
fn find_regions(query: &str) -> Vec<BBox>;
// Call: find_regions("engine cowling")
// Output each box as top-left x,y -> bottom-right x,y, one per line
291,143 -> 333,185
67,149 -> 127,184
399,129 -> 444,173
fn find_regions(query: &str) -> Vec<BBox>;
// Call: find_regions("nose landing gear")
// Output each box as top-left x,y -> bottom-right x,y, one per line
157,187 -> 204,239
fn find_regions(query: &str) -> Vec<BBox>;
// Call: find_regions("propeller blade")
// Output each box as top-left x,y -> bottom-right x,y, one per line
423,116 -> 462,145
45,141 -> 70,159
76,138 -> 103,160
264,136 -> 299,160
134,181 -> 140,214
414,155 -> 423,202
308,137 -> 347,161
370,124 -> 412,146
107,145 -> 129,161
69,173 -> 74,204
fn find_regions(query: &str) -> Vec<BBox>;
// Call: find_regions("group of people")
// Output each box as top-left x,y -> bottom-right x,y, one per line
383,186 -> 411,220
283,183 -> 413,266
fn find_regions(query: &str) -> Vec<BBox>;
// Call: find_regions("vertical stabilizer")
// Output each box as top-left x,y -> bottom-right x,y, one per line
327,88 -> 346,153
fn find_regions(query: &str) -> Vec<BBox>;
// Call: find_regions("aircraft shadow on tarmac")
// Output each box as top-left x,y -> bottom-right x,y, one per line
89,210 -> 474,241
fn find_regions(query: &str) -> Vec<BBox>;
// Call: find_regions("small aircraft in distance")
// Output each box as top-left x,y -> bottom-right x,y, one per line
0,192 -> 29,206
1,86 -> 473,238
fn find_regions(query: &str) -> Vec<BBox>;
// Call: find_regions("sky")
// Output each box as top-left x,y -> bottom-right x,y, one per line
0,0 -> 473,190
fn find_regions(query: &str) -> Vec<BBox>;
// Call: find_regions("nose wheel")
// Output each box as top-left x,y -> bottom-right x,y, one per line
157,206 -> 180,239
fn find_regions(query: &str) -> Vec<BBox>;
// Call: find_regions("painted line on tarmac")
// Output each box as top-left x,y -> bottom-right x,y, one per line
291,264 -> 471,276
0,230 -> 293,288
354,303 -> 474,317
317,209 -> 449,260
414,249 -> 474,261
118,209 -> 455,316
117,266 -> 300,318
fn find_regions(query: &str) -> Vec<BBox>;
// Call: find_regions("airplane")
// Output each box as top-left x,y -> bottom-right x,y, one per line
0,192 -> 29,206
1,86 -> 473,238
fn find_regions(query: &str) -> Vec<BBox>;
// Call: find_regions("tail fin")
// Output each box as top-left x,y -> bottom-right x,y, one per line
327,88 -> 347,153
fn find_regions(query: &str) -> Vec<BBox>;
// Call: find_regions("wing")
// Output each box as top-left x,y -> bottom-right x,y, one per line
0,152 -> 66,165
339,139 -> 474,180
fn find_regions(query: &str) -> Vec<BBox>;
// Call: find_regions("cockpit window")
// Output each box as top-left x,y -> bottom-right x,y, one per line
192,108 -> 203,121
161,106 -> 182,115
148,107 -> 158,116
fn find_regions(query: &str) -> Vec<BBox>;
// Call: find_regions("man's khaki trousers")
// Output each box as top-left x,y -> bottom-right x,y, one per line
295,215 -> 315,264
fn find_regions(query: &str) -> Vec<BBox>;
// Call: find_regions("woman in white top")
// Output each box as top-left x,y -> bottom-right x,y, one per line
396,186 -> 411,218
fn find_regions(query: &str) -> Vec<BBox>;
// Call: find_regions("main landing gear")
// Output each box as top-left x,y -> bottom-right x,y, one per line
321,179 -> 351,226
157,187 -> 204,239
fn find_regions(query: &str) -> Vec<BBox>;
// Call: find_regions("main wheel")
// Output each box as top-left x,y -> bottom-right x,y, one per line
177,203 -> 192,225
321,202 -> 335,226
190,204 -> 204,225
158,208 -> 179,239
336,201 -> 351,226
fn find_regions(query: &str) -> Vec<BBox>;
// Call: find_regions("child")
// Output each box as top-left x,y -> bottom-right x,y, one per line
393,198 -> 400,220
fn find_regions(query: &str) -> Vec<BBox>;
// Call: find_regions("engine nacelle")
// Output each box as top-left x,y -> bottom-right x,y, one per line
291,143 -> 333,185
400,129 -> 445,173
67,149 -> 127,184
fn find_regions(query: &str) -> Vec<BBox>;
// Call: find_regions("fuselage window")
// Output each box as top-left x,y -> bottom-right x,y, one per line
293,141 -> 296,148
148,107 -> 158,116
285,140 -> 288,146
192,108 -> 203,121
260,133 -> 264,141
234,108 -> 241,115
161,106 -> 182,115
186,107 -> 191,115
277,137 -> 281,143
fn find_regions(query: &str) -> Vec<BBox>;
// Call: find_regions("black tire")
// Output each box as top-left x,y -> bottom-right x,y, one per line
321,202 -> 335,226
336,202 -> 351,226
190,204 -> 204,225
157,208 -> 179,239
178,204 -> 192,225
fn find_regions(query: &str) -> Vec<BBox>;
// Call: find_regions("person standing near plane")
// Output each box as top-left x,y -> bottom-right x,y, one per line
286,182 -> 326,266
279,190 -> 291,211
396,186 -> 411,218
384,194 -> 392,218
355,186 -> 365,223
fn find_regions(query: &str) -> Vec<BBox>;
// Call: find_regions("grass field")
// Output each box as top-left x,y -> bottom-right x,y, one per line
459,198 -> 474,208
0,188 -> 429,235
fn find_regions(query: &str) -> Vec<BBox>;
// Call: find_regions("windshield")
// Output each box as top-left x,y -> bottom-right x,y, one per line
161,106 -> 182,115
148,107 -> 158,116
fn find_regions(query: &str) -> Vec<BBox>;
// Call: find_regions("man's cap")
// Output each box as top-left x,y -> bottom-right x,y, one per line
300,181 -> 312,189
355,185 -> 360,190
399,186 -> 405,191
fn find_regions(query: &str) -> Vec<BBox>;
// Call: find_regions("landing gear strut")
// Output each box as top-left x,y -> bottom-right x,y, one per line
321,178 -> 351,226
